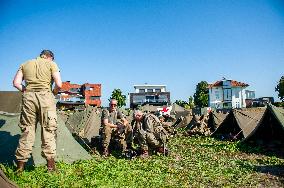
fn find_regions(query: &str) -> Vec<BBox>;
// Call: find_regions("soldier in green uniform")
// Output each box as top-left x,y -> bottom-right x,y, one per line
13,50 -> 62,172
133,110 -> 169,158
158,114 -> 175,135
101,99 -> 129,157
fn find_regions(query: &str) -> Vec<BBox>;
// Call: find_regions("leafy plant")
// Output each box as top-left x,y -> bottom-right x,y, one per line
275,76 -> 284,102
3,134 -> 284,187
175,100 -> 188,108
193,81 -> 209,108
110,89 -> 127,107
188,96 -> 195,108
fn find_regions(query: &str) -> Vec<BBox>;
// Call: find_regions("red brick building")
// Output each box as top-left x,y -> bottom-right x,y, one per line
57,81 -> 101,109
82,83 -> 101,106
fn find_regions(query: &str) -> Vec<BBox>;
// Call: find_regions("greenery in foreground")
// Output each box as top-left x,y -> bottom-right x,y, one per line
2,135 -> 284,188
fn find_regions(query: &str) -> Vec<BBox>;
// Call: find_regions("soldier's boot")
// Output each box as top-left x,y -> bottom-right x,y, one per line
157,147 -> 170,156
102,148 -> 109,157
126,142 -> 133,150
140,150 -> 149,159
16,161 -> 25,173
47,158 -> 56,172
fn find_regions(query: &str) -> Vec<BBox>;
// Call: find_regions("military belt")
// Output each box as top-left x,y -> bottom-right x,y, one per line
25,89 -> 51,92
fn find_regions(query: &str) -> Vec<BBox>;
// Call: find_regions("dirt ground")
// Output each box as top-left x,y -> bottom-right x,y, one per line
0,91 -> 22,113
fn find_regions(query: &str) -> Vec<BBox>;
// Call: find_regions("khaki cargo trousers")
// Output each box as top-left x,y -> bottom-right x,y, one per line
102,125 -> 127,151
15,90 -> 57,162
136,130 -> 163,151
135,122 -> 163,151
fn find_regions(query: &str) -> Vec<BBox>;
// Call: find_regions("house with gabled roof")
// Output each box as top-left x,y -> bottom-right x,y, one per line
208,78 -> 249,109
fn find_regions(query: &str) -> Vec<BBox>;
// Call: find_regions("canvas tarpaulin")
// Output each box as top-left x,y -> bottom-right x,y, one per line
0,113 -> 92,167
65,110 -> 85,134
211,108 -> 266,140
211,106 -> 284,144
208,111 -> 229,131
174,114 -> 193,129
268,104 -> 284,126
66,106 -> 101,144
171,103 -> 192,120
0,169 -> 18,188
171,103 -> 186,113
211,110 -> 244,140
233,107 -> 266,138
244,104 -> 284,143
140,104 -> 159,113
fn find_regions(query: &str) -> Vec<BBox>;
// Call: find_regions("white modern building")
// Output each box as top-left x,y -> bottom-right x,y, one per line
208,78 -> 249,109
130,84 -> 170,108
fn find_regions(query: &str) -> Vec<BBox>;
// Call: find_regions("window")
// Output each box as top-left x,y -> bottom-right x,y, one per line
147,89 -> 153,92
139,89 -> 145,93
89,96 -> 100,100
85,86 -> 94,91
236,102 -> 240,108
247,92 -> 255,99
69,96 -> 84,102
223,89 -> 232,100
215,91 -> 219,99
223,102 -> 232,108
155,89 -> 161,92
157,95 -> 168,102
146,96 -> 155,102
133,95 -> 145,103
70,88 -> 80,92
223,81 -> 231,86
235,90 -> 239,98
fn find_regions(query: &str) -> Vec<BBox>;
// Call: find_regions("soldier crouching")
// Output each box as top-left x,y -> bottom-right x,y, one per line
133,110 -> 169,158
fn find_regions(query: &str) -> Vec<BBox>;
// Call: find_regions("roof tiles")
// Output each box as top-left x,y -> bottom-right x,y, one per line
208,80 -> 249,88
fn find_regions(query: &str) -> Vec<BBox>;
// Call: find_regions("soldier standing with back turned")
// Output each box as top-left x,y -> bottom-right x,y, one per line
13,50 -> 62,172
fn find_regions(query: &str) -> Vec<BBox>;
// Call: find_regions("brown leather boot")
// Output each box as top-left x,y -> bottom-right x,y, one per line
47,158 -> 56,172
157,147 -> 170,156
16,161 -> 25,173
102,148 -> 109,157
140,150 -> 149,159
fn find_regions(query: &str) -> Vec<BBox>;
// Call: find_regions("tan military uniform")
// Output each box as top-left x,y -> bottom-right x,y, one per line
101,109 -> 127,151
159,116 -> 175,135
15,57 -> 59,162
134,114 -> 168,151
161,122 -> 175,135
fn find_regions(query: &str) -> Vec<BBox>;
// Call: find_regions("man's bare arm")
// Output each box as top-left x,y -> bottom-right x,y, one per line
103,119 -> 119,129
13,70 -> 25,92
52,71 -> 62,94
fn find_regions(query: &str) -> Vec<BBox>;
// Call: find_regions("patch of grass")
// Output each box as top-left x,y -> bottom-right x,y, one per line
2,134 -> 284,188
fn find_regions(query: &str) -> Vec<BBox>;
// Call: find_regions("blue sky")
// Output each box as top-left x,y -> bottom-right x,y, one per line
0,0 -> 283,106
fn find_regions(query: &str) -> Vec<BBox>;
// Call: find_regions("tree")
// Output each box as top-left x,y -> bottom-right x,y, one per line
110,89 -> 126,107
175,100 -> 188,108
174,97 -> 194,109
193,81 -> 209,108
275,76 -> 284,102
188,96 -> 195,109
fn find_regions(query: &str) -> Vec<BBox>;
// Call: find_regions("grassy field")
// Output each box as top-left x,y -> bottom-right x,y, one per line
1,134 -> 284,188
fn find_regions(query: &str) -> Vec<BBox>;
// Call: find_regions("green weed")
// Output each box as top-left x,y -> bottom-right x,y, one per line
2,134 -> 284,188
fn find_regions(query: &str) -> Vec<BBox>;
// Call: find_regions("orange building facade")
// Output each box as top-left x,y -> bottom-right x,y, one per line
57,81 -> 101,109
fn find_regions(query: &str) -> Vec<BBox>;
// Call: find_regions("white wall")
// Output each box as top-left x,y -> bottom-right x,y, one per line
209,87 -> 223,109
231,87 -> 241,108
134,85 -> 166,93
209,86 -> 247,109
